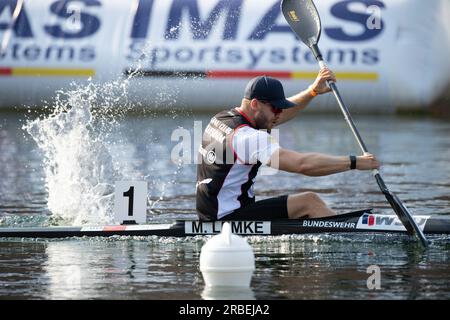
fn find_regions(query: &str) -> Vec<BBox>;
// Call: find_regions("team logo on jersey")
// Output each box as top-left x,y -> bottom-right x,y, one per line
206,150 -> 216,164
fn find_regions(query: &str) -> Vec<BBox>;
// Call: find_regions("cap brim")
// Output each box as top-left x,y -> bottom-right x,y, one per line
270,99 -> 297,109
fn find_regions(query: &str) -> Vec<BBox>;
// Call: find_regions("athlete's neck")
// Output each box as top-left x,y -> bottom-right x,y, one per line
236,100 -> 257,127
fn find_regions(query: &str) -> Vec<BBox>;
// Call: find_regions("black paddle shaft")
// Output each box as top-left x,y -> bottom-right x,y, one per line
311,45 -> 369,152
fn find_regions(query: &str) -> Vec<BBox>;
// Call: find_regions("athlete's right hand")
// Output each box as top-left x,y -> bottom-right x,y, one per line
357,153 -> 380,170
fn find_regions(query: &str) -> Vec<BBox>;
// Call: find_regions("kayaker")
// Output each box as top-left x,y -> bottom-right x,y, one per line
196,69 -> 380,221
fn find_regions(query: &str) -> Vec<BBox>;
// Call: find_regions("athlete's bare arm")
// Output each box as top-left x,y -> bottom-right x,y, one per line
268,148 -> 379,176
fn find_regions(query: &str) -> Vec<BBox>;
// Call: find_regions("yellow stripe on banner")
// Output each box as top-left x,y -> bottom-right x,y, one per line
335,72 -> 378,81
12,68 -> 95,77
291,72 -> 319,79
292,71 -> 378,81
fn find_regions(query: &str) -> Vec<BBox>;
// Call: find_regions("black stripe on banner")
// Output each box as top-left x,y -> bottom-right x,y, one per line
124,69 -> 206,78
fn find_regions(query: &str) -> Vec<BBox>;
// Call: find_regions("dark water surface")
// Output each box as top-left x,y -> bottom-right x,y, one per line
0,110 -> 449,299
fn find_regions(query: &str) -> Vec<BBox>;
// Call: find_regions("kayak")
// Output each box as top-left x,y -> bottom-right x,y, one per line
0,209 -> 449,238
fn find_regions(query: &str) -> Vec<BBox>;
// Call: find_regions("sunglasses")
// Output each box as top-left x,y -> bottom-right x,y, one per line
259,100 -> 283,115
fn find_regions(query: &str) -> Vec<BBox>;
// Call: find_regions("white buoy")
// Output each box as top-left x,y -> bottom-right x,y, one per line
200,222 -> 255,287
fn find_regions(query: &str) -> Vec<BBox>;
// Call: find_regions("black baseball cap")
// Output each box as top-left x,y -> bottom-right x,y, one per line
244,75 -> 296,109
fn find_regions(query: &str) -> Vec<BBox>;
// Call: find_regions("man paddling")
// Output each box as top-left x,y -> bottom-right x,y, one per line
196,69 -> 380,221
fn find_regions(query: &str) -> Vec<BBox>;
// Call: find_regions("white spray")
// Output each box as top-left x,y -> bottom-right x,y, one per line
23,80 -> 131,225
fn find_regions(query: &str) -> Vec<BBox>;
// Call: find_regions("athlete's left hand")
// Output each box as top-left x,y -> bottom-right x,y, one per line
310,68 -> 337,94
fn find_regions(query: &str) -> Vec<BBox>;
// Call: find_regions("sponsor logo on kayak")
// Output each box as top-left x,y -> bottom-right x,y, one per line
185,221 -> 270,235
302,220 -> 356,229
362,214 -> 376,226
358,214 -> 430,231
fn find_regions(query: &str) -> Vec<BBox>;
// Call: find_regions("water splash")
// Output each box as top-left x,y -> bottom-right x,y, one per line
23,80 -> 131,225
21,75 -> 188,225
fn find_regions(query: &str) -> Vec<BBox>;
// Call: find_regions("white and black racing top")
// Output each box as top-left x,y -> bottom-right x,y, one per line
196,108 -> 280,220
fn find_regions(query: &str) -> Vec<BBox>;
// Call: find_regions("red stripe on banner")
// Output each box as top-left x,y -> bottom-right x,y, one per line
207,70 -> 292,79
368,215 -> 375,226
103,226 -> 127,231
0,68 -> 12,75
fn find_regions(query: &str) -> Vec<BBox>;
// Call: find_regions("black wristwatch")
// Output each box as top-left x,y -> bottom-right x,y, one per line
349,155 -> 357,170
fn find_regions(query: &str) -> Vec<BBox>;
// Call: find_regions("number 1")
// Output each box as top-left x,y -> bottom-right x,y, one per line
123,186 -> 134,216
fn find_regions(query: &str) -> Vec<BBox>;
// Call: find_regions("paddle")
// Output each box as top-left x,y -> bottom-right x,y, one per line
281,0 -> 428,247
0,0 -> 24,55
